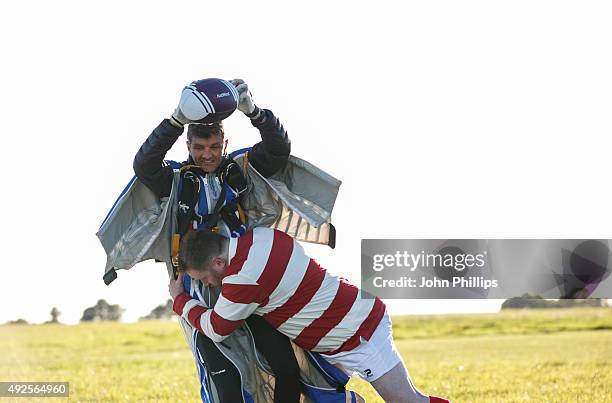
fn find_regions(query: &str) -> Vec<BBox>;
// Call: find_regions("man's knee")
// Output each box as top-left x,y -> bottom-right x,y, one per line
271,352 -> 300,379
371,362 -> 428,403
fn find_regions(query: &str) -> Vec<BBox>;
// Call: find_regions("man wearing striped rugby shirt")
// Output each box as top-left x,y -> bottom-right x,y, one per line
169,227 -> 450,403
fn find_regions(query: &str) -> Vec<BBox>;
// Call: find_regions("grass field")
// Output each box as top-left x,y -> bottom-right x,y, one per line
1,308 -> 611,402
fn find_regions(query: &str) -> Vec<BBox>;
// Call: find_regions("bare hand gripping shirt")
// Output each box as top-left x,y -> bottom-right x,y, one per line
173,228 -> 385,353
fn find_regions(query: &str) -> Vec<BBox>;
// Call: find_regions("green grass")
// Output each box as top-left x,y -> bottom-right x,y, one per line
391,307 -> 612,339
1,308 -> 611,402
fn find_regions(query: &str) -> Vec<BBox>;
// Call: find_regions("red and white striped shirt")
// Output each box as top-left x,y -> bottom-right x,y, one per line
173,227 -> 385,353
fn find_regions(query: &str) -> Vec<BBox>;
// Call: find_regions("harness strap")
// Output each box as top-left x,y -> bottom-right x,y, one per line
198,184 -> 228,230
171,158 -> 248,273
176,171 -> 200,236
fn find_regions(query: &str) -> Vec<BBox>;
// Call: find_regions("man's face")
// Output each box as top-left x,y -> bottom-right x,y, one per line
185,257 -> 226,287
187,135 -> 224,173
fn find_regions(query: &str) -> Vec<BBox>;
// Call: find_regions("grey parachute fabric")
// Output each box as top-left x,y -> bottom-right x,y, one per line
236,153 -> 340,247
97,176 -> 177,282
97,155 -> 341,279
96,155 -> 358,402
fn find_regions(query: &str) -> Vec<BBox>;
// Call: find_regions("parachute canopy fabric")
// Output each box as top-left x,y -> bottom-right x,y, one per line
97,154 -> 341,280
96,175 -> 178,277
239,154 -> 341,247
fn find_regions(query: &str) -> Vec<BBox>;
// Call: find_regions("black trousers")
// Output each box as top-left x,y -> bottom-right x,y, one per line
246,315 -> 301,402
195,315 -> 301,402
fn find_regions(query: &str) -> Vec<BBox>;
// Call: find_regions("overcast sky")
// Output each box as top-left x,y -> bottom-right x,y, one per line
1,1 -> 611,324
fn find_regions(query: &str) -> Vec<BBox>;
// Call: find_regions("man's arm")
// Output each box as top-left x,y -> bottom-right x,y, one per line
133,86 -> 193,198
230,79 -> 291,178
170,274 -> 261,342
247,107 -> 291,178
133,119 -> 184,198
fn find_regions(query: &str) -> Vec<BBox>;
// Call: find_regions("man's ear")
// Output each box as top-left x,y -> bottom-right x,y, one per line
212,256 -> 227,268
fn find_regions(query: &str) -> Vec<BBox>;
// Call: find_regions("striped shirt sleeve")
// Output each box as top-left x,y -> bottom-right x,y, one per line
172,232 -> 269,342
173,278 -> 261,342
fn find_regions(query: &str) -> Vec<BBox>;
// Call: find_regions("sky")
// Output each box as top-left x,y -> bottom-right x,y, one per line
1,1 -> 611,324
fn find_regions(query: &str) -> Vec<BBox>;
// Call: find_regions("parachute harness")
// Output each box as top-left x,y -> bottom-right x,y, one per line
171,157 -> 248,275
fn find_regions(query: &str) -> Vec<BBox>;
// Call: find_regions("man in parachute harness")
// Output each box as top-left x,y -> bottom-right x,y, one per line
97,79 -> 352,402
172,228 -> 452,403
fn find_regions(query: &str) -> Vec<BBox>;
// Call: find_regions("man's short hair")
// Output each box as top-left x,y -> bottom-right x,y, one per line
178,229 -> 226,272
186,122 -> 224,142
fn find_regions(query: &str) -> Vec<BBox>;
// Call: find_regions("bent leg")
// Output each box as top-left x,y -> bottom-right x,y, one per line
370,361 -> 429,403
246,315 -> 301,403
195,332 -> 243,402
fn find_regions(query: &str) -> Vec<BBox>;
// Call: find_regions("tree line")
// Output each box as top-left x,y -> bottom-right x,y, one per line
4,299 -> 175,325
5,297 -> 609,324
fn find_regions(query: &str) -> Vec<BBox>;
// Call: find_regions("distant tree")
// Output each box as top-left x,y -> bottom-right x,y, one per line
140,300 -> 174,320
6,318 -> 28,325
49,307 -> 61,323
501,294 -> 546,309
502,294 -> 608,309
80,299 -> 124,322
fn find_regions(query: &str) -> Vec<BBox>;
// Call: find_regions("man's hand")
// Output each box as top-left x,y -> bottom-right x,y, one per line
229,79 -> 256,115
170,86 -> 193,127
171,107 -> 189,128
169,272 -> 185,299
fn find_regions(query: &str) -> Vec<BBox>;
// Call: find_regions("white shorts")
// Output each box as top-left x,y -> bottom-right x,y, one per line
322,312 -> 402,381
